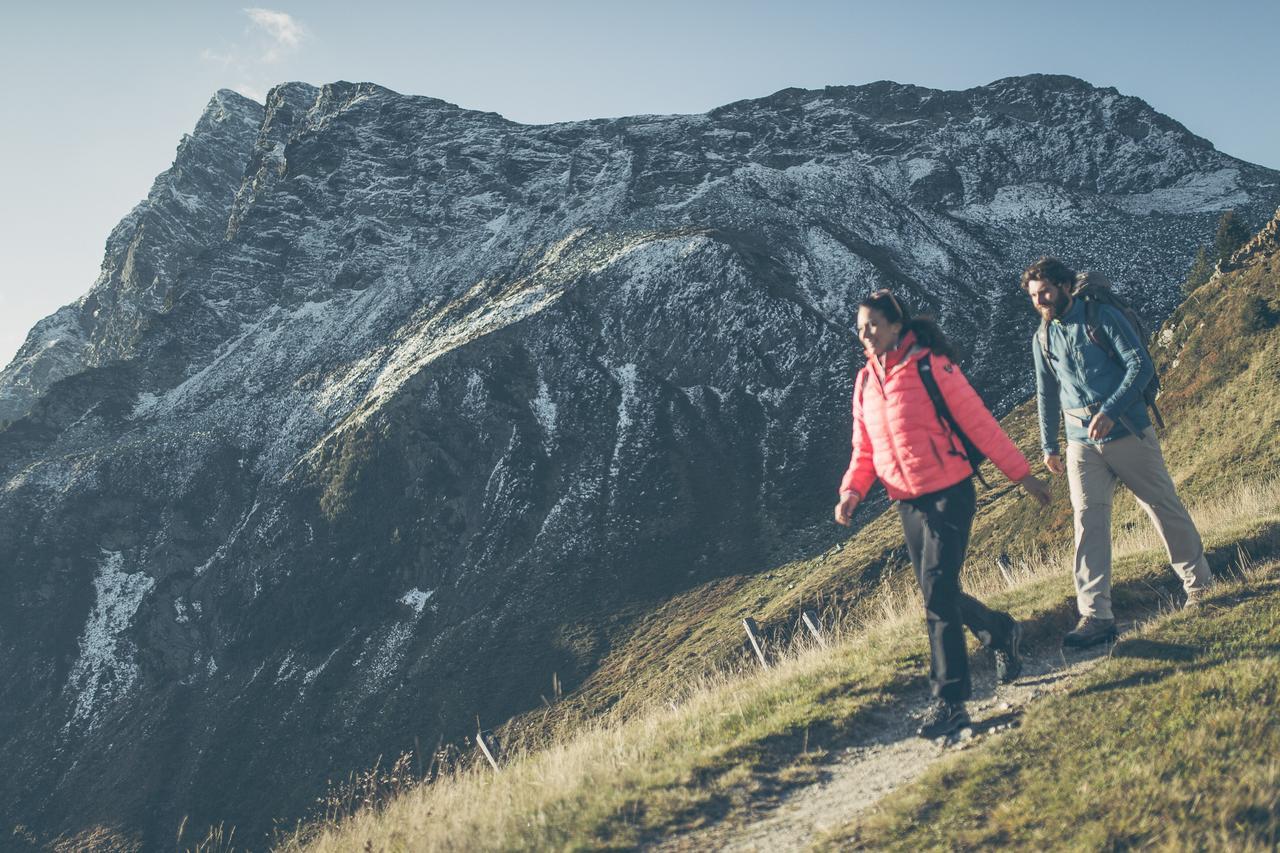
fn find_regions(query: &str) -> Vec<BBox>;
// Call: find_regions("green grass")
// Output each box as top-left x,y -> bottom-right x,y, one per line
819,563 -> 1280,852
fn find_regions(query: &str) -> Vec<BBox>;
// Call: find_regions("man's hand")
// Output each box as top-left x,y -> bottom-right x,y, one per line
1018,474 -> 1052,507
1043,453 -> 1066,475
1088,411 -> 1115,441
834,492 -> 860,526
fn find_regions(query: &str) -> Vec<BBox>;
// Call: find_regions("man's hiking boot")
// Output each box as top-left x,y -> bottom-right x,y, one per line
1062,615 -> 1117,648
1183,588 -> 1210,610
916,700 -> 970,740
993,617 -> 1023,684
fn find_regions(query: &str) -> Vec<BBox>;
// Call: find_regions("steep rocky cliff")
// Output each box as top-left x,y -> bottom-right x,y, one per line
2,75 -> 1277,846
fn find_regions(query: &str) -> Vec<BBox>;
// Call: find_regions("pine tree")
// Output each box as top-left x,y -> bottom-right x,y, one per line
1213,209 -> 1251,264
1181,210 -> 1253,294
1182,244 -> 1214,294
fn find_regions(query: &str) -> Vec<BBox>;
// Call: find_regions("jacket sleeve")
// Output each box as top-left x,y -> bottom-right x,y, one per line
1097,305 -> 1153,421
839,369 -> 877,499
1032,330 -> 1062,456
931,354 -> 1031,483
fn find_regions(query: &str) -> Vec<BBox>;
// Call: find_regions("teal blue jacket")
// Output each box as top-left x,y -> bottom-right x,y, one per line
1032,298 -> 1153,456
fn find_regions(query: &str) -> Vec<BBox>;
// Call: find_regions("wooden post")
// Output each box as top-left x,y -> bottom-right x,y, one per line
801,608 -> 826,647
476,730 -> 500,772
996,554 -> 1015,588
742,617 -> 768,669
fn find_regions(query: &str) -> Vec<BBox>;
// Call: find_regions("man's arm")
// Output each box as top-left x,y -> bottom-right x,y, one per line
1033,332 -> 1062,457
1097,306 -> 1154,421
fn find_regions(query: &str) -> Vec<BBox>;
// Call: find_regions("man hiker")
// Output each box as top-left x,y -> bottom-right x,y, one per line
1023,256 -> 1212,647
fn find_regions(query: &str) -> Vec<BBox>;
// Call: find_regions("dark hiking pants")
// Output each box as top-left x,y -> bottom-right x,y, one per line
897,477 -> 1012,703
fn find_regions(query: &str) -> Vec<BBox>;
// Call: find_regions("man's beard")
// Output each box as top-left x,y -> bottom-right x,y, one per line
1039,293 -> 1069,321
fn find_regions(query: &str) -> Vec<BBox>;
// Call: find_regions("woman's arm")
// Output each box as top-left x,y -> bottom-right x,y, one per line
839,369 -> 877,500
929,354 -> 1031,483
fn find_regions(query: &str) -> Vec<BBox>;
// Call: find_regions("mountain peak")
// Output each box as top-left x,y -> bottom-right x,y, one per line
194,89 -> 266,139
982,72 -> 1100,93
212,87 -> 265,109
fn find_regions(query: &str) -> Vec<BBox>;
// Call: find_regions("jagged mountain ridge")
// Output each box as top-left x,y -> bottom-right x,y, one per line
1,76 -> 1277,846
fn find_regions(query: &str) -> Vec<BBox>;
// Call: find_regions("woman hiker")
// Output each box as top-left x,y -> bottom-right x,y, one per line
834,290 -> 1052,739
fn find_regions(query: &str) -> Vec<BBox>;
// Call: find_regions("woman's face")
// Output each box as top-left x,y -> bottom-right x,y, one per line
857,306 -> 902,357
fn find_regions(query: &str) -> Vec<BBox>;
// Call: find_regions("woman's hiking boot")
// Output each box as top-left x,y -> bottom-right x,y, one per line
1062,615 -> 1117,648
916,700 -> 970,739
993,617 -> 1023,684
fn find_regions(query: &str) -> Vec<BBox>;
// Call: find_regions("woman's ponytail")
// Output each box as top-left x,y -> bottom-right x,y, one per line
904,316 -> 958,361
858,289 -> 959,361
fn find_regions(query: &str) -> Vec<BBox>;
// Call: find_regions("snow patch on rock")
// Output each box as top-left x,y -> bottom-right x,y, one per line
1109,168 -> 1249,214
398,587 -> 435,615
609,362 -> 640,482
531,375 -> 557,444
64,551 -> 155,728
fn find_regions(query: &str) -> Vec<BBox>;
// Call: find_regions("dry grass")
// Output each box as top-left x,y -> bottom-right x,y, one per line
280,611 -> 914,851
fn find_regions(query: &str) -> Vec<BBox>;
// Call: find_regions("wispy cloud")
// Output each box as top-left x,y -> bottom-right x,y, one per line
200,47 -> 237,67
201,8 -> 308,101
244,8 -> 305,63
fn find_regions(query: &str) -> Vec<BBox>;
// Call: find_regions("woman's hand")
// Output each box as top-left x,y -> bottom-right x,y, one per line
834,492 -> 861,526
1018,474 -> 1052,506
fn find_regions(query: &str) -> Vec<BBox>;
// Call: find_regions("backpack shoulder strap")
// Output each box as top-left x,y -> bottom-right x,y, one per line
1083,298 -> 1121,363
917,354 -> 991,488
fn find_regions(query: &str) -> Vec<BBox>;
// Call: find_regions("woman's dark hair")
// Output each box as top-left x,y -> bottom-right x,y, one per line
858,289 -> 959,361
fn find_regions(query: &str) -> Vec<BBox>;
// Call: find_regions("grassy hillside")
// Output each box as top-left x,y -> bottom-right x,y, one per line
278,217 -> 1280,850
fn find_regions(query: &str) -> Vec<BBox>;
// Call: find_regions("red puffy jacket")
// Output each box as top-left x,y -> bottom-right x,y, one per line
840,332 -> 1031,501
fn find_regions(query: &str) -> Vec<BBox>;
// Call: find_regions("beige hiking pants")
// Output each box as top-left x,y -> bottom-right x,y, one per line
1065,427 -> 1211,620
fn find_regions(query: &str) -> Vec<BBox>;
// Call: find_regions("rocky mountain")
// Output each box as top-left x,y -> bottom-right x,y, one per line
2,75 -> 1278,847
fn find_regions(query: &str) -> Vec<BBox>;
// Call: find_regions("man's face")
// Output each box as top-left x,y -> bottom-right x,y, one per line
1027,278 -> 1068,322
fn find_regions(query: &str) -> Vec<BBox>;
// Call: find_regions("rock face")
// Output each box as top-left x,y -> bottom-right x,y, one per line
1230,205 -> 1280,266
2,76 -> 1278,845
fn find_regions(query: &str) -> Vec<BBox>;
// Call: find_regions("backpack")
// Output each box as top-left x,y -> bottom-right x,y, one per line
1038,270 -> 1165,429
916,354 -> 992,487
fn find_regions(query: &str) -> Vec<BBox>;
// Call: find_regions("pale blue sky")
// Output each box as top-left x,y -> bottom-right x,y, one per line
2,1 -> 1277,367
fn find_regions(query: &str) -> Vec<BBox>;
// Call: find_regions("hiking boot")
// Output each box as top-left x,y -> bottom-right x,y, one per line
1063,616 -> 1117,648
1183,588 -> 1210,610
993,617 -> 1023,684
916,700 -> 970,740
